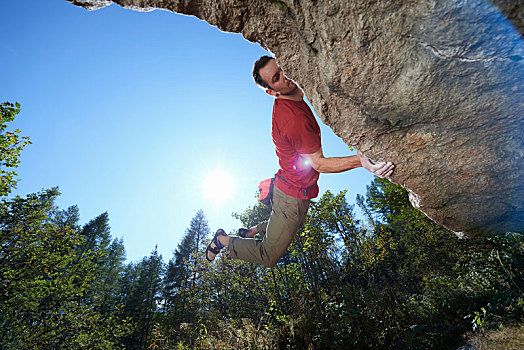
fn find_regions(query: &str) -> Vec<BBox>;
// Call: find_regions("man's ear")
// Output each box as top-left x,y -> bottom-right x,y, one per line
265,89 -> 278,97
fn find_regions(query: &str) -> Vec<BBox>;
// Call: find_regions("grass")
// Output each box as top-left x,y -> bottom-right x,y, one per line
464,325 -> 524,349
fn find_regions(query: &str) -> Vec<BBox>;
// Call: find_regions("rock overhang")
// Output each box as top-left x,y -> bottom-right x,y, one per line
66,0 -> 524,238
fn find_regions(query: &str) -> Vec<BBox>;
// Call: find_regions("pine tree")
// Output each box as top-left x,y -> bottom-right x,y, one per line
122,247 -> 164,350
162,210 -> 210,332
164,211 -> 209,304
77,213 -> 127,316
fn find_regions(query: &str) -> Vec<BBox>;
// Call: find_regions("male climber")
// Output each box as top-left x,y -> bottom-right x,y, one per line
206,56 -> 394,267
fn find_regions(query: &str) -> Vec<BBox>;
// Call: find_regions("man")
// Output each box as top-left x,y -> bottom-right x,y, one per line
206,56 -> 394,267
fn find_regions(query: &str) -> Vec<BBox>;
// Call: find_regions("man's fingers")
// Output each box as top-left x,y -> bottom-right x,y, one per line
374,162 -> 395,178
363,156 -> 395,178
378,169 -> 394,178
374,161 -> 391,172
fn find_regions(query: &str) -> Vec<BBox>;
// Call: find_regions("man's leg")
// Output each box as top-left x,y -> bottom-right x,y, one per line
226,186 -> 309,268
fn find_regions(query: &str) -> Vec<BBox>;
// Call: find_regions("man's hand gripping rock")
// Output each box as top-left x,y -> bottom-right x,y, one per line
357,151 -> 395,178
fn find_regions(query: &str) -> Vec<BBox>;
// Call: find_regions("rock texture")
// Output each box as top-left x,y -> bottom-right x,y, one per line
67,0 -> 524,238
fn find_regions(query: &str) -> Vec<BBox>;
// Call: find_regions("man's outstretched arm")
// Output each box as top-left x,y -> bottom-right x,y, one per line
302,148 -> 394,178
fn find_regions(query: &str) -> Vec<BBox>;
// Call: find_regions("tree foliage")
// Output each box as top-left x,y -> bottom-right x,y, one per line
0,102 -> 31,196
0,189 -> 131,349
2,180 -> 522,349
2,105 -> 522,348
148,179 -> 523,349
121,247 -> 164,350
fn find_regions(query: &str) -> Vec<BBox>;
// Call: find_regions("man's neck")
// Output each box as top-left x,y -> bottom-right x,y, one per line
276,90 -> 303,102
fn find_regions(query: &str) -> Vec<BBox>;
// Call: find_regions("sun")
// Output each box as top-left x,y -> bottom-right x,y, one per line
202,168 -> 235,206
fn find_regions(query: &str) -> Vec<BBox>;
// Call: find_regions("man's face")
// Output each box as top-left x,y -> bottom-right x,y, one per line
258,59 -> 298,96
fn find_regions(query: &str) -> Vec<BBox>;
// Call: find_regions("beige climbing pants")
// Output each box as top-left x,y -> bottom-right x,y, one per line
228,185 -> 310,268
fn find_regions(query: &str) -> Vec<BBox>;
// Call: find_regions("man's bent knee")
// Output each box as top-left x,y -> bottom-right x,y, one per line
260,248 -> 285,268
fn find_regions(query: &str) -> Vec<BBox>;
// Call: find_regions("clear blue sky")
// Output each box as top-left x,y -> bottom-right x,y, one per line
1,0 -> 375,263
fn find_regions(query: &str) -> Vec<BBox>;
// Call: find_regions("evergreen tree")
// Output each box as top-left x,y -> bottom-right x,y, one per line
162,210 -> 210,319
98,237 -> 126,314
77,213 -> 127,316
122,247 -> 164,350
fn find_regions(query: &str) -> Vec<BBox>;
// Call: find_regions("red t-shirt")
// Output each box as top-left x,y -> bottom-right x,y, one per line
271,98 -> 321,199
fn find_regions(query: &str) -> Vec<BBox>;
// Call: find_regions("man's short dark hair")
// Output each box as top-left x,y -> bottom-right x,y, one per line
253,55 -> 274,90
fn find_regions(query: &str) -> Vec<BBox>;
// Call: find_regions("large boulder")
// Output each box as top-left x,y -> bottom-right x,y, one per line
67,0 -> 524,238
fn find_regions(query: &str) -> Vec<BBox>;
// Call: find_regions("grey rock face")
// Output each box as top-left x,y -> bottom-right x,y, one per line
67,0 -> 524,238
